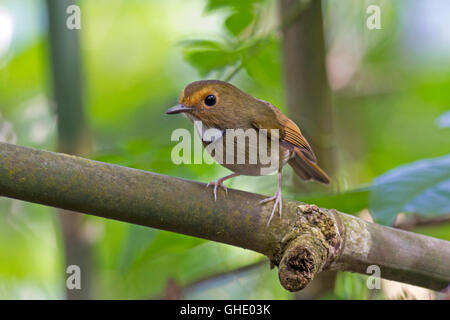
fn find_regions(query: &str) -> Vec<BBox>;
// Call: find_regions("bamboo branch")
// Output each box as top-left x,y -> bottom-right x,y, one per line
0,142 -> 449,291
280,0 -> 335,182
46,0 -> 92,300
395,213 -> 450,231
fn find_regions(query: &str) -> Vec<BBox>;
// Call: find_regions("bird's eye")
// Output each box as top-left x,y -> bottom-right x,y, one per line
204,95 -> 216,107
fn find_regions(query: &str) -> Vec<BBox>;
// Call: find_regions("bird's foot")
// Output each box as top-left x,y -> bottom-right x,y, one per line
258,191 -> 282,226
206,179 -> 228,201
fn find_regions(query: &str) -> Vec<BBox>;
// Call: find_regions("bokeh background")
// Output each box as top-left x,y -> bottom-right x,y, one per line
0,0 -> 449,299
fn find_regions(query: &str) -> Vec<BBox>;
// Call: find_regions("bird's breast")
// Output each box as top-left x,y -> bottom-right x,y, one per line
203,128 -> 291,176
188,117 -> 291,176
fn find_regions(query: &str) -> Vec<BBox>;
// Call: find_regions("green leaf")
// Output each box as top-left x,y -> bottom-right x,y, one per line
180,39 -> 223,50
205,0 -> 261,12
369,154 -> 450,225
243,38 -> 281,87
181,39 -> 242,76
225,12 -> 255,36
183,48 -> 240,76
333,272 -> 371,300
117,225 -> 159,272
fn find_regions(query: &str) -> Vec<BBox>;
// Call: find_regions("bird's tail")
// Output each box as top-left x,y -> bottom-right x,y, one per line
288,147 -> 330,184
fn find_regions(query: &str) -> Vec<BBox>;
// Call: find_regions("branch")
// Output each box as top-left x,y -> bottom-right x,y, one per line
0,142 -> 449,291
395,213 -> 450,231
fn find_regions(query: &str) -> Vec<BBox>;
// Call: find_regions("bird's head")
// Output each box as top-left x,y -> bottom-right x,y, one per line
166,80 -> 254,128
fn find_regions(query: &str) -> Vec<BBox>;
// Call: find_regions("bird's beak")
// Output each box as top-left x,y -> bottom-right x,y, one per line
166,104 -> 194,115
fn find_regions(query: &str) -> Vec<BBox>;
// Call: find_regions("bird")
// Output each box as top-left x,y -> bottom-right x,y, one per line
166,80 -> 330,225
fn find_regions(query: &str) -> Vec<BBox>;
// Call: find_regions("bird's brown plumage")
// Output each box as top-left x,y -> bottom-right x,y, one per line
176,80 -> 330,184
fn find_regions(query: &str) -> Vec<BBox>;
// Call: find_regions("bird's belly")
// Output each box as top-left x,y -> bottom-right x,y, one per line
204,133 -> 292,176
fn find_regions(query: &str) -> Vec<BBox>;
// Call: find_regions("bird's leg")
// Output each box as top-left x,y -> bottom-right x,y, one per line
258,169 -> 283,226
206,173 -> 240,201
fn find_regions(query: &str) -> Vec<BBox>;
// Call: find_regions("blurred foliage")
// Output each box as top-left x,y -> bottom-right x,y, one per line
329,272 -> 381,300
370,155 -> 450,225
0,0 -> 449,299
412,221 -> 450,241
298,188 -> 370,215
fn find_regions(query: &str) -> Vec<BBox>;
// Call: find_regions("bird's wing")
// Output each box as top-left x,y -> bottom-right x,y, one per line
252,99 -> 317,162
281,118 -> 317,162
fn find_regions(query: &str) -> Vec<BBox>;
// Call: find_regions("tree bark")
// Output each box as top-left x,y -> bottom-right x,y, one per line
280,0 -> 335,181
46,0 -> 92,300
0,142 -> 449,292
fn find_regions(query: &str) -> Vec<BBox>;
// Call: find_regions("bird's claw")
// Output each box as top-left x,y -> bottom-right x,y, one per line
206,180 -> 227,201
258,191 -> 282,226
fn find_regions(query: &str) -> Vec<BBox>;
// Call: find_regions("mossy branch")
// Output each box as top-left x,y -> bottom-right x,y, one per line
0,142 -> 449,291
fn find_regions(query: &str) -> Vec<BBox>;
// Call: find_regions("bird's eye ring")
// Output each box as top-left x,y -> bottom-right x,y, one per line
204,95 -> 216,107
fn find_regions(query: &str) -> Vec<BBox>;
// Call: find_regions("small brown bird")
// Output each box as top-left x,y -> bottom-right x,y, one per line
166,80 -> 330,225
